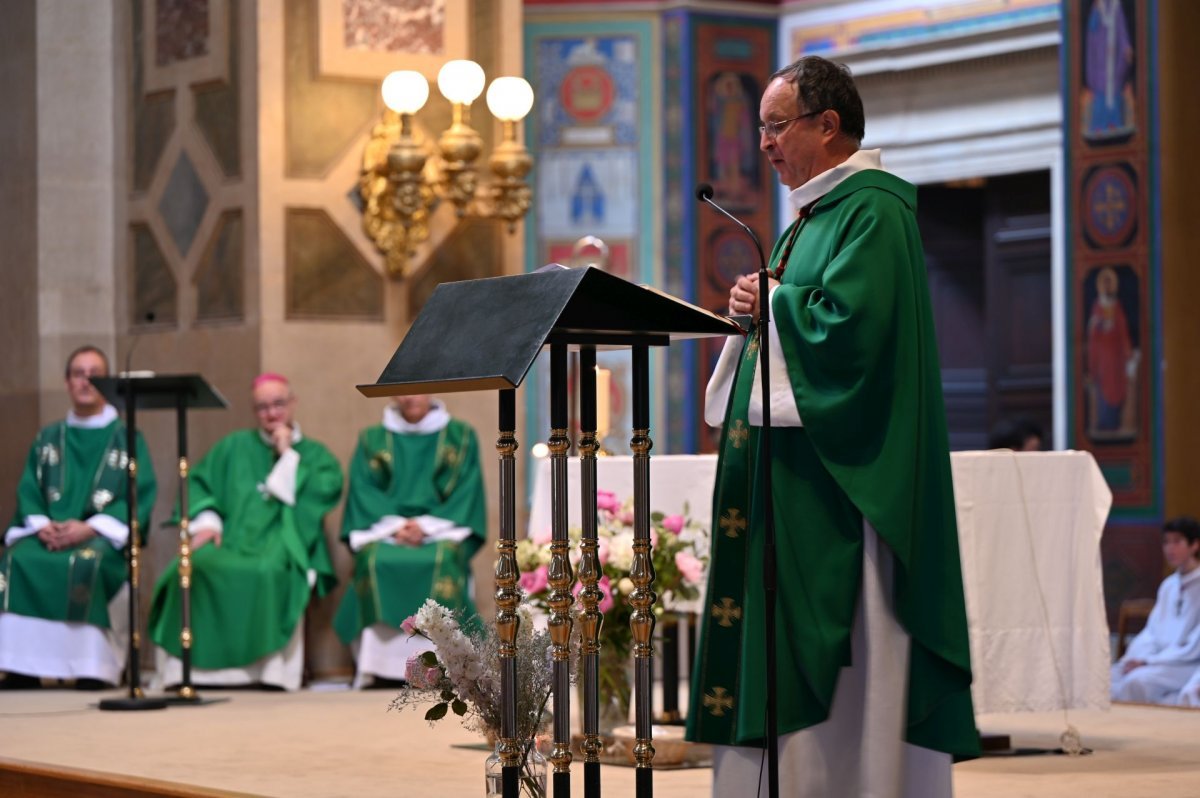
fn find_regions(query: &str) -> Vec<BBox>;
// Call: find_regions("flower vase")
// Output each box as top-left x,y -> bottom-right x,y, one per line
585,646 -> 633,736
485,740 -> 547,798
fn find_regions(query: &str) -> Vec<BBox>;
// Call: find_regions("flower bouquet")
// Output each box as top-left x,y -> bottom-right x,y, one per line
392,599 -> 553,797
516,491 -> 709,730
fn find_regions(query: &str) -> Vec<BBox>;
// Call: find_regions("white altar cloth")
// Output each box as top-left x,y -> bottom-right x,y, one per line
528,449 -> 1113,714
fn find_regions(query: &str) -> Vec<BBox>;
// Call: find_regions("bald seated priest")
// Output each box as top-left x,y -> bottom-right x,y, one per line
148,373 -> 343,691
334,395 -> 486,687
0,345 -> 157,688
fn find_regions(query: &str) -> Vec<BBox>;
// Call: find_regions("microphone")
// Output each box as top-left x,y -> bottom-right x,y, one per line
695,183 -> 767,279
122,311 -> 156,378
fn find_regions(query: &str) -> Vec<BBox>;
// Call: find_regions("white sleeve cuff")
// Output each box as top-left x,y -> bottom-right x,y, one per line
348,515 -> 406,552
264,448 -> 300,506
748,284 -> 803,427
88,514 -> 130,549
704,336 -> 744,427
414,515 -> 472,543
191,510 -> 224,535
5,516 -> 47,546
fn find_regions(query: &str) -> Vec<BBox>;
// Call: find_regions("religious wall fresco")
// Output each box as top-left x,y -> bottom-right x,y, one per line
1067,0 -> 1158,517
342,0 -> 445,54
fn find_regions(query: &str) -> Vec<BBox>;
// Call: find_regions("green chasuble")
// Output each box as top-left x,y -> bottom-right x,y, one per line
686,169 -> 979,758
1,418 -> 156,627
333,419 -> 486,644
148,430 -> 343,669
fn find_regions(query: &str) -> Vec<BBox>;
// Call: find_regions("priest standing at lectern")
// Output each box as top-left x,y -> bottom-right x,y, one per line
686,56 -> 978,796
148,373 -> 343,691
0,346 -> 157,688
334,395 -> 486,688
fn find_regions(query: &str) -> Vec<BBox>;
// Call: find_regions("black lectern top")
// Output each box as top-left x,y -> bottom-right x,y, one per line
91,374 -> 229,411
358,264 -> 743,398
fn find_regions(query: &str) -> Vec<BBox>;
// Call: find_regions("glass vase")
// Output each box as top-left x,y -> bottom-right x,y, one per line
485,740 -> 547,798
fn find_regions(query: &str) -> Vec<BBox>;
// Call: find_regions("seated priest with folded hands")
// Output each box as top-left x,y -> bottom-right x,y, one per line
0,345 -> 156,688
148,373 -> 343,691
334,394 -> 486,687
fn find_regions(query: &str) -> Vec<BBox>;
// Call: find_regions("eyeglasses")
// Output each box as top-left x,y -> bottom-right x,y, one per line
758,110 -> 823,140
254,398 -> 291,414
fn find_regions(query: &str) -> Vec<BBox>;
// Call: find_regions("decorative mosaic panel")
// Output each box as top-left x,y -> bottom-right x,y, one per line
131,0 -> 176,193
1065,0 -> 1160,518
194,209 -> 244,322
285,208 -> 383,321
285,0 -> 380,179
159,150 -> 211,257
131,224 -> 178,325
155,0 -> 210,66
193,0 -> 240,177
342,0 -> 444,54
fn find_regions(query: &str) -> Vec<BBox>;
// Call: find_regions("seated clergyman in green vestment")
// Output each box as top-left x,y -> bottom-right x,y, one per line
334,395 -> 486,688
685,56 -> 978,797
148,372 -> 343,691
0,346 -> 156,688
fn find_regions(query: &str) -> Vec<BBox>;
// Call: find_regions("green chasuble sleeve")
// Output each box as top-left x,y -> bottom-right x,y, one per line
148,430 -> 343,669
2,419 -> 156,628
686,170 -> 977,758
334,419 -> 487,644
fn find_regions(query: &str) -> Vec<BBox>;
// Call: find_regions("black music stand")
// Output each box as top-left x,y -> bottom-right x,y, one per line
359,264 -> 741,798
91,374 -> 228,709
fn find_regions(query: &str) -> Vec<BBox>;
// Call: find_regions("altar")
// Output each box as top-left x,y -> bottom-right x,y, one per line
529,449 -> 1113,715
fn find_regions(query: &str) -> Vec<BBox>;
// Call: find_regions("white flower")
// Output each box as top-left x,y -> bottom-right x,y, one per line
606,532 -> 635,572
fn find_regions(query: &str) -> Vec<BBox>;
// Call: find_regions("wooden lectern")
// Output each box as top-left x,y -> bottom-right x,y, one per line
359,265 -> 740,798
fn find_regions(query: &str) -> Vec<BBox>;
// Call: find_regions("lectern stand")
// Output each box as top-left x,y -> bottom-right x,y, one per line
91,374 -> 228,709
359,265 -> 741,798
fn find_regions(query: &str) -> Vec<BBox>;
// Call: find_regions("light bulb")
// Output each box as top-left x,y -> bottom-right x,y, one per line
437,60 -> 485,105
486,77 -> 535,122
381,70 -> 429,114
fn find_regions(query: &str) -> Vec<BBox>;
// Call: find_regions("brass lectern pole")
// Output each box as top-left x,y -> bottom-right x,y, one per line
577,346 -> 603,798
629,344 -> 656,798
495,389 -> 522,798
547,343 -> 574,798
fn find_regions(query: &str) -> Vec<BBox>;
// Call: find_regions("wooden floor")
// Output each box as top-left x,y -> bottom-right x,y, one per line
1,685 -> 1198,797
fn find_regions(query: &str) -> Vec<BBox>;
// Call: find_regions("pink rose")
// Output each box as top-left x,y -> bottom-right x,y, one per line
520,565 -> 549,595
662,515 -> 685,534
649,528 -> 659,549
401,615 -> 417,635
618,510 -> 635,526
675,551 -> 704,585
596,490 -> 620,513
571,575 -> 615,615
425,666 -> 441,687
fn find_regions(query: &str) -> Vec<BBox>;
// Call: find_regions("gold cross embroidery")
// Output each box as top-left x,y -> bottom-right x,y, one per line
703,686 -> 734,717
744,336 -> 759,362
719,508 -> 746,539
711,598 -> 742,628
727,420 -> 749,449
433,576 -> 458,600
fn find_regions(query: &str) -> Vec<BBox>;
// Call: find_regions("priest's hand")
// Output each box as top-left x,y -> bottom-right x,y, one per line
191,527 -> 222,549
1120,658 -> 1146,675
729,272 -> 779,317
40,520 -> 97,550
393,520 -> 425,547
271,424 -> 294,456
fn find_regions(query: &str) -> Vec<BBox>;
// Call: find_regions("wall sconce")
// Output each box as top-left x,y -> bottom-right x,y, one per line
359,60 -> 535,278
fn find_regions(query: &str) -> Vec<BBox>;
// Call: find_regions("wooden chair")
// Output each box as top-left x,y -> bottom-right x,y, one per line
1115,598 -> 1154,659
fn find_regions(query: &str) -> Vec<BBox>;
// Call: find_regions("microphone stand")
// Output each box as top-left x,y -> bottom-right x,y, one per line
697,185 -> 779,798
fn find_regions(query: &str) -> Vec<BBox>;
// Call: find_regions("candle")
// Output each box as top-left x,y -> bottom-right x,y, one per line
595,367 -> 611,442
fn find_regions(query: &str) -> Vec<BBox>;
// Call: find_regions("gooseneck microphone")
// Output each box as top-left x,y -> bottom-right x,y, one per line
695,181 -> 781,798
695,183 -> 767,277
